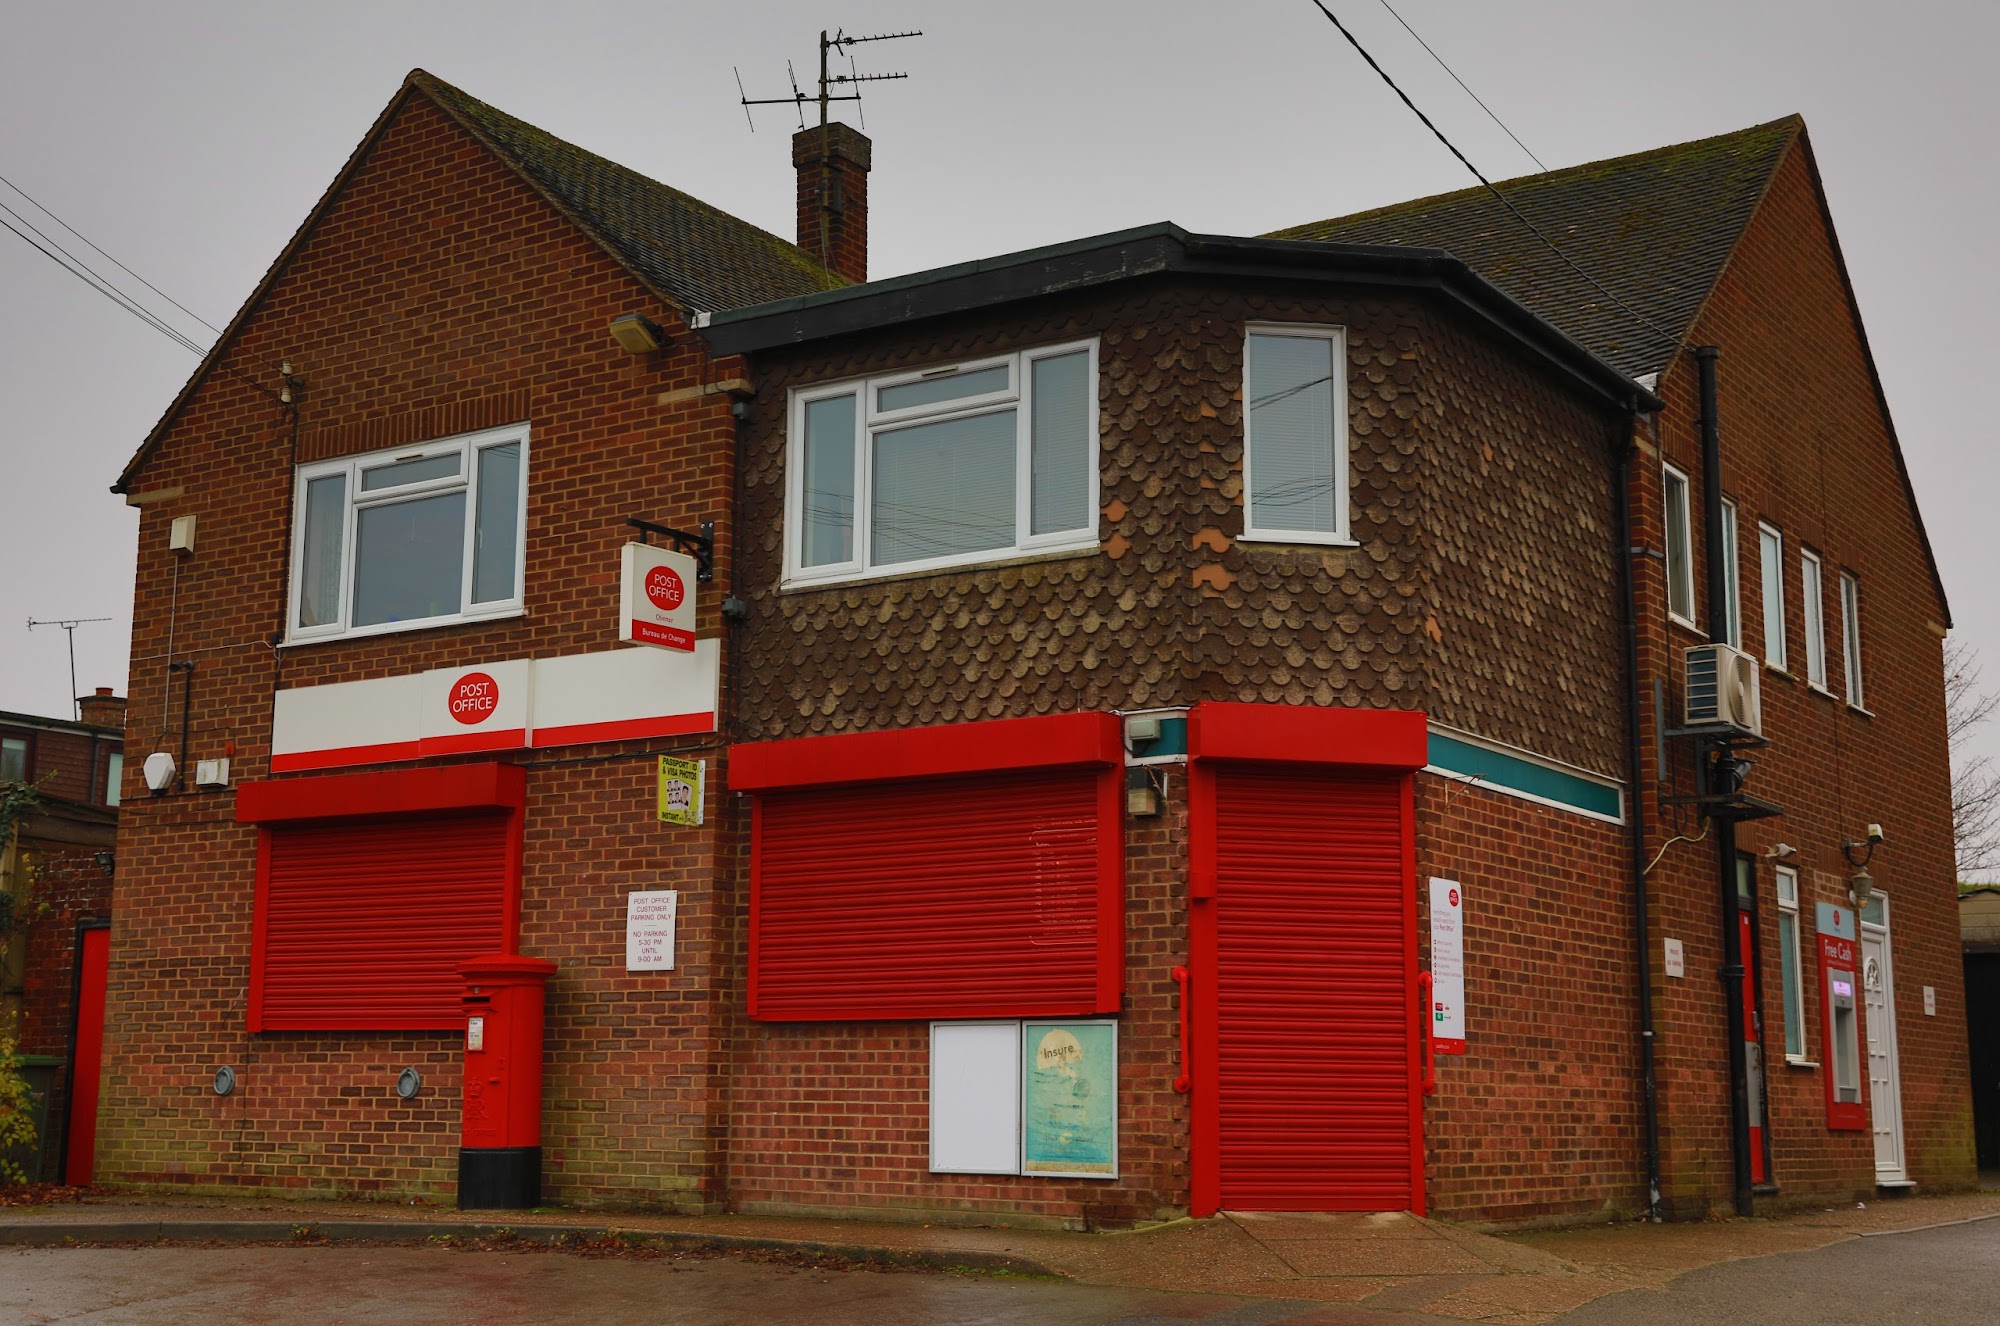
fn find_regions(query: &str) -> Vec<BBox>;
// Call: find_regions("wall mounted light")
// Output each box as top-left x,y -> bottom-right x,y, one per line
1127,766 -> 1163,818
395,1068 -> 423,1100
213,1065 -> 237,1096
1841,823 -> 1886,908
609,313 -> 668,354
93,850 -> 116,877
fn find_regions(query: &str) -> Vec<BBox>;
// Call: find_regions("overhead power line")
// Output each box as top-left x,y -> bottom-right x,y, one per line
0,170 -> 224,336
1307,0 -> 1685,351
0,176 -> 290,404
1375,0 -> 1547,173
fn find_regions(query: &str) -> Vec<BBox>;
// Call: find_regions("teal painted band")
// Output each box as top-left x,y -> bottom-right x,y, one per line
1427,731 -> 1621,819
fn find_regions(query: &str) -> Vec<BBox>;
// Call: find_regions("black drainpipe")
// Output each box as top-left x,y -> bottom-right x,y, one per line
1617,433 -> 1664,1222
1695,345 -> 1754,1218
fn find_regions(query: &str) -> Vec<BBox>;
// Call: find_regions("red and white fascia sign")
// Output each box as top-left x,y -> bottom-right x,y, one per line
620,542 -> 697,652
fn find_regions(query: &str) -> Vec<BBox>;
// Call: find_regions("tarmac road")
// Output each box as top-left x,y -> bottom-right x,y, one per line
1552,1216 -> 2000,1325
0,1244 -> 1454,1326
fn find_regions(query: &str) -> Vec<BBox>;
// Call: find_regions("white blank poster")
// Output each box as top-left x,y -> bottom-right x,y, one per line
929,1021 -> 1021,1174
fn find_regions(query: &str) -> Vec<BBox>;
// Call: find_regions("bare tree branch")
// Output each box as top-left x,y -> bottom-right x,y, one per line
1947,639 -> 2000,881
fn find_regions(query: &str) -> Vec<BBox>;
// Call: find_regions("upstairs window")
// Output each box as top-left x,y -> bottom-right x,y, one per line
1759,522 -> 1786,670
1243,325 -> 1349,544
0,734 -> 26,782
104,751 -> 123,807
1802,549 -> 1828,689
1662,464 -> 1694,625
289,424 -> 527,642
1841,571 -> 1865,709
787,342 -> 1098,584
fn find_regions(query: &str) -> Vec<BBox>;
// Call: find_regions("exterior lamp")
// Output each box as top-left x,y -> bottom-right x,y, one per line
1841,823 -> 1886,908
609,313 -> 667,354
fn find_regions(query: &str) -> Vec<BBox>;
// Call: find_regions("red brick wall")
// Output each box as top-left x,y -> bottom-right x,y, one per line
102,87 -> 743,1204
1629,138 -> 1973,1213
1418,773 -> 1644,1224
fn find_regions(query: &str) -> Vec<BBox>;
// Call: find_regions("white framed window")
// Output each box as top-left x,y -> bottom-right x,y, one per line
1720,497 -> 1741,648
1776,866 -> 1806,1060
786,340 -> 1098,585
1243,324 -> 1350,544
1662,463 -> 1695,626
104,751 -> 123,807
1759,521 -> 1786,670
289,423 -> 528,642
1802,548 -> 1828,689
1840,572 -> 1865,709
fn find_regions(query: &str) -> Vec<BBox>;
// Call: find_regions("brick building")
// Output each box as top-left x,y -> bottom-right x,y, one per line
2,690 -> 123,1181
95,71 -> 1970,1225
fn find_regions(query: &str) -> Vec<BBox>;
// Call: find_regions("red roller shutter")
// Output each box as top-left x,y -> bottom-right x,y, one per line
251,813 -> 513,1031
752,767 -> 1118,1020
1209,764 -> 1419,1211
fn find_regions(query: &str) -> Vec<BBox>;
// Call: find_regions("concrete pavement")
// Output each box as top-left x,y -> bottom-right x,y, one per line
4,1190 -> 1999,1324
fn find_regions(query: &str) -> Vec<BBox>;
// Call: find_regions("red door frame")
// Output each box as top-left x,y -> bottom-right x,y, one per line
63,921 -> 111,1186
1186,702 -> 1428,1218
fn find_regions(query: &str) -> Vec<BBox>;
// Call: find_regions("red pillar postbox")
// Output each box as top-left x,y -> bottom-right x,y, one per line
458,954 -> 557,1210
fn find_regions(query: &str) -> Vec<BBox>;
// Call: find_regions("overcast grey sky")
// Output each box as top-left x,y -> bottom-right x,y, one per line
2,1 -> 1993,763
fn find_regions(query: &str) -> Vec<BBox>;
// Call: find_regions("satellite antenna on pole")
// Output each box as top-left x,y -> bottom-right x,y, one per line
26,615 -> 113,720
735,27 -> 922,133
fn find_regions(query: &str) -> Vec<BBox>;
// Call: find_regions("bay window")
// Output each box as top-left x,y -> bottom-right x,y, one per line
289,423 -> 527,642
786,341 -> 1098,584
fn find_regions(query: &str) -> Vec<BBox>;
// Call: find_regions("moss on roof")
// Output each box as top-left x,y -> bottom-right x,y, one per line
1269,118 -> 1801,378
412,70 -> 841,311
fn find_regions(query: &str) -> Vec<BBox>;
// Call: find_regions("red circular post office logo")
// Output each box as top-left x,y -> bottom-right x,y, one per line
644,565 -> 686,612
1448,888 -> 1459,908
448,672 -> 500,725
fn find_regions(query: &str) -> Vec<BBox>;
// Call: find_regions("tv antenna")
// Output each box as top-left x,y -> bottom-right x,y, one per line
26,616 -> 113,721
736,27 -> 921,132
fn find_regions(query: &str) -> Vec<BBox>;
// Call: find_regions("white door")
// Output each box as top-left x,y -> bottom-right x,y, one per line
1861,894 -> 1907,1182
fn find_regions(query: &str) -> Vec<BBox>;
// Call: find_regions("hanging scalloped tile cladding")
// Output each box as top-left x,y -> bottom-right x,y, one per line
734,276 -> 1625,778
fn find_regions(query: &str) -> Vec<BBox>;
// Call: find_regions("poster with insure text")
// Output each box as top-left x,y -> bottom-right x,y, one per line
1021,1020 -> 1117,1177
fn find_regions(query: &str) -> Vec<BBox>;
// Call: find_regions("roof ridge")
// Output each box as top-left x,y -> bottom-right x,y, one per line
1267,114 -> 1803,240
406,70 -> 830,289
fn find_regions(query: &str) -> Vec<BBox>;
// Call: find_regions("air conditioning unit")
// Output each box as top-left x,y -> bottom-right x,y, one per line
1685,643 -> 1762,736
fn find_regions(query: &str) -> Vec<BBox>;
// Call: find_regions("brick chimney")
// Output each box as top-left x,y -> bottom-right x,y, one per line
77,687 -> 126,732
793,122 -> 871,284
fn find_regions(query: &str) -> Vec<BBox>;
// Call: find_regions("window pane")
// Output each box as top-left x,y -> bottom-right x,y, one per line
1803,554 -> 1826,686
1030,351 -> 1091,536
872,410 -> 1016,565
1721,501 -> 1741,647
802,395 -> 857,567
0,737 -> 25,782
352,491 -> 466,626
1778,910 -> 1804,1058
1760,526 -> 1786,668
1247,334 -> 1337,534
105,751 -> 123,807
1663,469 -> 1692,620
471,442 -> 522,604
877,365 -> 1009,414
1842,574 -> 1864,707
298,472 -> 347,628
360,453 -> 460,491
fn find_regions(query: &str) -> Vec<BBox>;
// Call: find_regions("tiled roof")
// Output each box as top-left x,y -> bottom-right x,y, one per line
1268,118 -> 1800,378
412,71 -> 841,312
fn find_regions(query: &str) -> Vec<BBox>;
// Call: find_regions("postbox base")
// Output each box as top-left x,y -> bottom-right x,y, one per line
457,1147 -> 541,1210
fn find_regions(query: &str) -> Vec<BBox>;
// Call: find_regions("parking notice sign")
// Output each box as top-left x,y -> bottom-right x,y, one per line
657,756 -> 704,826
1429,877 -> 1467,1054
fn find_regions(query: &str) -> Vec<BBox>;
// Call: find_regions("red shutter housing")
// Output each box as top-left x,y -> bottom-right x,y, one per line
239,763 -> 526,1032
733,713 -> 1124,1022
